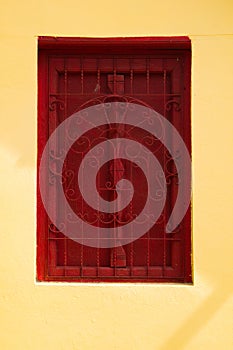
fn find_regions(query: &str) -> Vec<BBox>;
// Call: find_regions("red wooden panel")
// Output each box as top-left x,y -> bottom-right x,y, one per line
37,37 -> 192,283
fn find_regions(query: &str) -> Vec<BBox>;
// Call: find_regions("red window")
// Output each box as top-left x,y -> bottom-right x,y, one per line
37,37 -> 192,283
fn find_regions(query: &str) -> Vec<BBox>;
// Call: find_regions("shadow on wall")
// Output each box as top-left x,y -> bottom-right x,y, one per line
159,282 -> 231,349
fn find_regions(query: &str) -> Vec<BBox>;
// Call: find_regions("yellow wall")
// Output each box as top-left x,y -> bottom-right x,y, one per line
0,1 -> 232,349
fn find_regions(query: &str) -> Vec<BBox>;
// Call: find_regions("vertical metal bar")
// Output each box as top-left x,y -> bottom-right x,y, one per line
96,156 -> 100,276
113,57 -> 117,274
114,142 -> 117,276
146,155 -> 150,277
113,216 -> 117,276
64,59 -> 68,275
96,58 -> 100,277
146,58 -> 150,95
130,161 -> 133,276
97,69 -> 100,86
81,57 -> 84,94
48,58 -> 57,277
97,58 -> 100,94
130,59 -> 133,95
147,237 -> 150,277
113,65 -> 117,94
146,58 -> 150,276
80,151 -> 84,277
163,65 -> 167,276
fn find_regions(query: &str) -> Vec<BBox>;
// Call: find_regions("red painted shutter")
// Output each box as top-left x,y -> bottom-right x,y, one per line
37,37 -> 191,282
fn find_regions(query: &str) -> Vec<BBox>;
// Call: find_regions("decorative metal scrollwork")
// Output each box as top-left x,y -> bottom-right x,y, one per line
166,98 -> 181,112
49,97 -> 65,111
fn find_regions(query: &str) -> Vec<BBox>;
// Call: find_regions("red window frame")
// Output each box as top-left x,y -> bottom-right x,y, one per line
37,37 -> 192,283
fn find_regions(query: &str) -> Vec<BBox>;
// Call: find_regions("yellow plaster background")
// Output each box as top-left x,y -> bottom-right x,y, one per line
0,1 -> 232,349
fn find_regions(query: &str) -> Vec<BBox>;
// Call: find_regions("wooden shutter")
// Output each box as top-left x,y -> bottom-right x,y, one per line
37,37 -> 192,282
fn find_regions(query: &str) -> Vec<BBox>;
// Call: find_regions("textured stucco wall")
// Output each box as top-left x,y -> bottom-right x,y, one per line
0,1 -> 232,349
